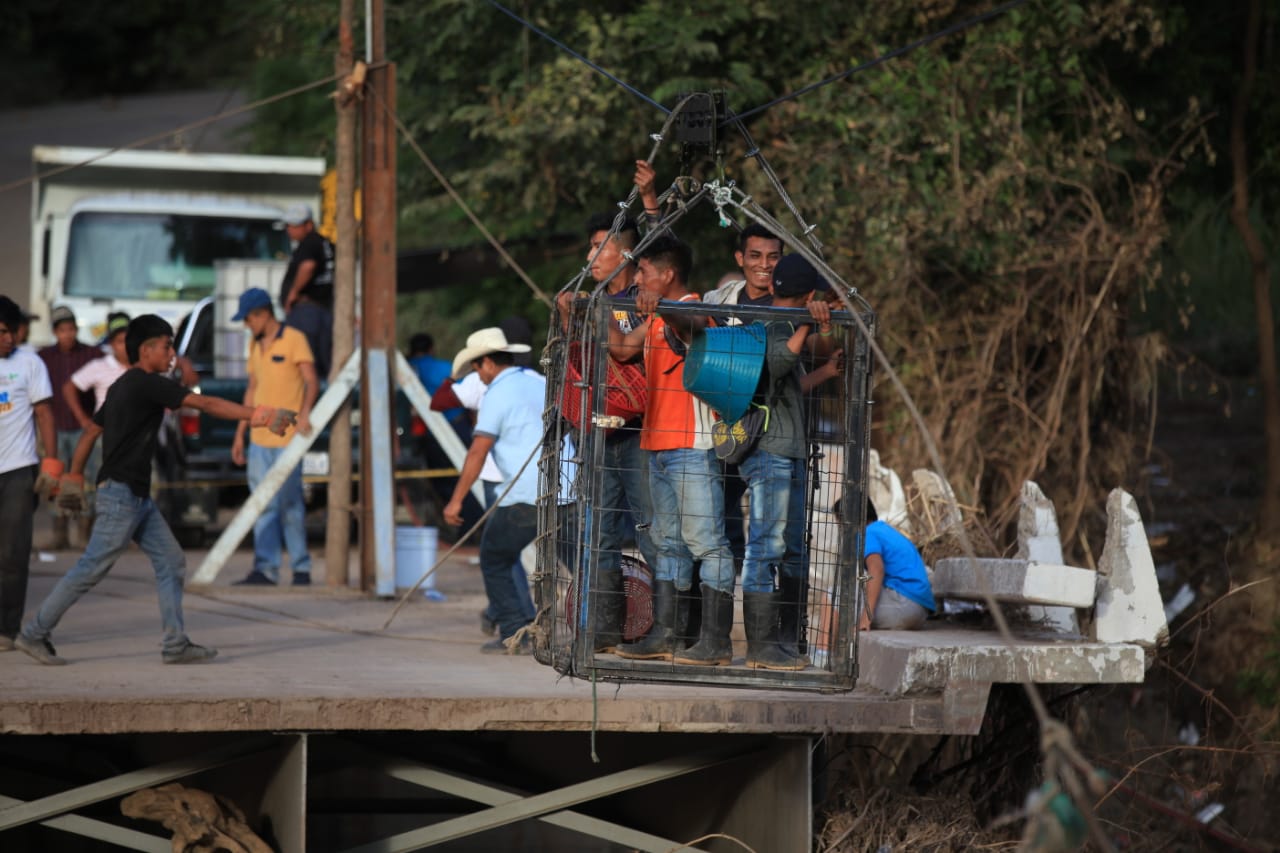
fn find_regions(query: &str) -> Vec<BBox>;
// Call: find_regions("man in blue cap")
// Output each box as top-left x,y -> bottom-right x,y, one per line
229,288 -> 319,586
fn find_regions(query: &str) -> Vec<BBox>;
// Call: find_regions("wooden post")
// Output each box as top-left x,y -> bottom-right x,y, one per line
325,0 -> 358,587
360,0 -> 397,592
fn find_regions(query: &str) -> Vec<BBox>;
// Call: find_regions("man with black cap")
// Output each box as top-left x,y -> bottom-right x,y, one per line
279,203 -> 334,379
229,288 -> 319,587
442,326 -> 543,654
0,296 -> 58,653
15,314 -> 297,665
734,254 -> 832,670
37,305 -> 99,549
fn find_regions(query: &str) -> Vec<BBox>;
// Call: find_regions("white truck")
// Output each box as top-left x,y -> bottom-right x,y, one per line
27,145 -> 326,347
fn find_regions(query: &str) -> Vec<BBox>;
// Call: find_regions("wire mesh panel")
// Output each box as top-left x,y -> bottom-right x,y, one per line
534,294 -> 874,692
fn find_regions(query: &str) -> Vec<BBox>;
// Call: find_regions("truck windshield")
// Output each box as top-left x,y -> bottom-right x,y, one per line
64,212 -> 289,301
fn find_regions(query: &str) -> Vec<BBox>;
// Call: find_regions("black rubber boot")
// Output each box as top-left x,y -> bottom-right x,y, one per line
674,585 -> 699,650
591,569 -> 625,653
744,591 -> 807,671
615,580 -> 677,660
777,574 -> 809,658
673,584 -> 734,666
683,562 -> 703,649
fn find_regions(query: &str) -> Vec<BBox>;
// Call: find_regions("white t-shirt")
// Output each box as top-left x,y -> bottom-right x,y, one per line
0,349 -> 53,474
71,354 -> 129,412
453,371 -> 504,483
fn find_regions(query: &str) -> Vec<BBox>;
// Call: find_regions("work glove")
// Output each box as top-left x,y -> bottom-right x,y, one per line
56,473 -> 85,515
33,457 -> 64,500
250,406 -> 298,436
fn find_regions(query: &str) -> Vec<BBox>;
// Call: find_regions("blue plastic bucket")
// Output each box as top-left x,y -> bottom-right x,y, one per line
395,525 -> 443,599
682,324 -> 767,423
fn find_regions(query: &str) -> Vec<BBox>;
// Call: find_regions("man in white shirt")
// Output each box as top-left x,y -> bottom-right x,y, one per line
0,297 -> 59,650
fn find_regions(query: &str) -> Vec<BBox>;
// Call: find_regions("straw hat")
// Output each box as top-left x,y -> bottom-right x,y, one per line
451,327 -> 532,378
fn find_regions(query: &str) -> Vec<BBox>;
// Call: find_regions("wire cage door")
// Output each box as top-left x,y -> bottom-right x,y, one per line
534,295 -> 875,692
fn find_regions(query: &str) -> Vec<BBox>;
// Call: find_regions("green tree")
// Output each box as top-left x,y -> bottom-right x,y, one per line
246,0 -> 1190,554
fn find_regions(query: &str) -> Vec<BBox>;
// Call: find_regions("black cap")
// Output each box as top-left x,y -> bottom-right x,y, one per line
772,254 -> 829,297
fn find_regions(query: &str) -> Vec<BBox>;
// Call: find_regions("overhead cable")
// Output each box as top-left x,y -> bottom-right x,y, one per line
727,0 -> 1032,125
484,0 -> 669,114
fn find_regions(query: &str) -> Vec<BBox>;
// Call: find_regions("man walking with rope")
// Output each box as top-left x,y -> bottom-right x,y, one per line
443,327 -> 544,654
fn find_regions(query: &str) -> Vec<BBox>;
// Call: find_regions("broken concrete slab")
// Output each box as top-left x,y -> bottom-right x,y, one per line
869,449 -> 912,535
1016,481 -> 1080,634
932,557 -> 1097,608
857,625 -> 1146,696
1093,489 -> 1168,648
911,469 -> 963,534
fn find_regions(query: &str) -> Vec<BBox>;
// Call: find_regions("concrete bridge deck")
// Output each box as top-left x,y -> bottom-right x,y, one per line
1,544 -> 1143,739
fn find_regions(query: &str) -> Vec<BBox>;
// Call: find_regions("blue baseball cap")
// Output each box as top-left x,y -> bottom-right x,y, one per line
232,288 -> 274,321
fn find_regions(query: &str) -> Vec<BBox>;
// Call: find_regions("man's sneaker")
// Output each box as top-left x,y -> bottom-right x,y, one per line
479,610 -> 497,637
480,634 -> 531,655
163,642 -> 218,664
233,571 -> 275,586
291,573 -> 311,587
0,636 -> 13,651
15,634 -> 67,666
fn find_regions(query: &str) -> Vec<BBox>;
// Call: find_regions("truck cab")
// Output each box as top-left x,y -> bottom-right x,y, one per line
28,145 -> 325,346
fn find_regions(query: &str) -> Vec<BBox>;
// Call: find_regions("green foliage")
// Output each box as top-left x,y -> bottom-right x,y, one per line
241,0 -> 1198,549
1237,618 -> 1280,710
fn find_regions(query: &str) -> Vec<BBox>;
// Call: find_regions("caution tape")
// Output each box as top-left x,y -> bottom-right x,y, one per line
148,467 -> 461,490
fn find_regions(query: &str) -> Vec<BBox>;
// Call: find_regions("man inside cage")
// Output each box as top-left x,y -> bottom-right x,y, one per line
556,213 -> 658,652
733,253 -> 837,670
607,235 -> 737,666
442,327 -> 543,654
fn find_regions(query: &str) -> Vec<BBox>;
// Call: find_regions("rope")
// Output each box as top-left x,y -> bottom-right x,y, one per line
381,419 -> 548,629
722,109 -> 824,255
0,72 -> 346,197
365,84 -> 556,310
483,0 -> 669,114
727,0 -> 1032,125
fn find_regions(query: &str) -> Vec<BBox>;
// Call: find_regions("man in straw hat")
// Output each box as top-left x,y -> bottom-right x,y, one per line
442,326 -> 544,654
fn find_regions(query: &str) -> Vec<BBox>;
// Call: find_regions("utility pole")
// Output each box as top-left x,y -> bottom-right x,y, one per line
360,0 -> 398,593
326,0 -> 359,587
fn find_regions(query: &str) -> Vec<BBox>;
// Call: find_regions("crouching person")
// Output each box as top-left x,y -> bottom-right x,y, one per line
859,499 -> 936,630
15,316 -> 296,666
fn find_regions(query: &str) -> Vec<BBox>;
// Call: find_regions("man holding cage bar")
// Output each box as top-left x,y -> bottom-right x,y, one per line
607,236 -> 738,666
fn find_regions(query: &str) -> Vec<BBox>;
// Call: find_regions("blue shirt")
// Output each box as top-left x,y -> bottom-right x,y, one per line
474,367 -> 545,507
864,520 -> 936,612
410,353 -> 462,422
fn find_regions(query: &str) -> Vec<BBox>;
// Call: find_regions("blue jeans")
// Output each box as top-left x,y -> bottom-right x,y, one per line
23,480 -> 190,654
596,429 -> 657,572
483,481 -> 535,624
739,451 -> 808,593
480,503 -> 539,639
648,448 -> 735,593
0,466 -> 36,638
248,443 -> 311,581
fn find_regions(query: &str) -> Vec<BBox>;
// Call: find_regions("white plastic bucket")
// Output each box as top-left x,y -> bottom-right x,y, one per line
395,526 -> 439,595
